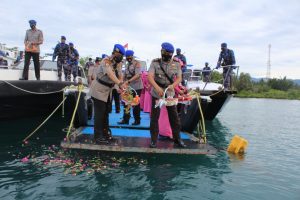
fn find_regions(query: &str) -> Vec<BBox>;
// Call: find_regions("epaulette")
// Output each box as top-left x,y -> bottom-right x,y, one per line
103,57 -> 112,65
152,58 -> 161,63
133,60 -> 141,68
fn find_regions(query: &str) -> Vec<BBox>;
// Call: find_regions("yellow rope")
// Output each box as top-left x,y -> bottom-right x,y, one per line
66,84 -> 84,141
196,93 -> 207,144
23,96 -> 67,142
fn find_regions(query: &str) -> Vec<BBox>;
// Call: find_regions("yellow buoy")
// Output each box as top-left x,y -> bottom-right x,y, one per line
227,135 -> 248,154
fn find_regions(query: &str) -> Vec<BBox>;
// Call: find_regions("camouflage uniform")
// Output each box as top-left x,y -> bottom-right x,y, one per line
148,58 -> 182,144
68,47 -> 79,82
217,48 -> 236,89
53,43 -> 69,80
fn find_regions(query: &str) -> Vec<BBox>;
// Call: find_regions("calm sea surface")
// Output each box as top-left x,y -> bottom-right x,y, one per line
0,98 -> 299,200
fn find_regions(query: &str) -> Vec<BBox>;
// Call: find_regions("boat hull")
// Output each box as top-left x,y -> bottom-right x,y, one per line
0,80 -> 77,120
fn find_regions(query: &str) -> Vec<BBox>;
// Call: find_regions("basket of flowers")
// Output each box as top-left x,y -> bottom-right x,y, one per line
120,86 -> 140,106
155,87 -> 178,108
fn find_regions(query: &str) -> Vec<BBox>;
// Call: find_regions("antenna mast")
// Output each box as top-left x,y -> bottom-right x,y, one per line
266,44 -> 271,79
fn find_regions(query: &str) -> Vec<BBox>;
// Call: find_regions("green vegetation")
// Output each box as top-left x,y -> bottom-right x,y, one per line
232,73 -> 300,100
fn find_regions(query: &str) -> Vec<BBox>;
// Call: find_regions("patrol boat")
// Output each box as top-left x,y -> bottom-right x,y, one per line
0,59 -> 87,120
180,66 -> 238,133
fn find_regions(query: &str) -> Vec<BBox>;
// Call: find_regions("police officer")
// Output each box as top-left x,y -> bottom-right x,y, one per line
118,50 -> 144,125
216,43 -> 236,89
148,42 -> 186,148
20,19 -> 43,80
90,44 -> 126,143
202,62 -> 211,82
52,36 -> 69,81
68,42 -> 79,82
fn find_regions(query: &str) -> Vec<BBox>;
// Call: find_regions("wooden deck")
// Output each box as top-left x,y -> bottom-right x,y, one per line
61,107 -> 217,155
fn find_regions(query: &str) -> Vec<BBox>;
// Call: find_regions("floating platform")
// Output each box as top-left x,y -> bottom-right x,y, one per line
61,107 -> 217,155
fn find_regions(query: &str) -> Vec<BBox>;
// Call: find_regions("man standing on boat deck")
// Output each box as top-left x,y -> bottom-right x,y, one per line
0,56 -> 8,66
67,42 -> 79,82
20,20 -> 43,80
52,36 -> 69,81
87,57 -> 100,85
174,48 -> 187,85
147,42 -> 186,148
85,58 -> 94,71
216,43 -> 236,89
202,62 -> 211,82
118,50 -> 144,125
89,44 -> 126,144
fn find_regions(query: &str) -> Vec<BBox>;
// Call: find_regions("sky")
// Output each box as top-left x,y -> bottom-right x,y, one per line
1,0 -> 300,79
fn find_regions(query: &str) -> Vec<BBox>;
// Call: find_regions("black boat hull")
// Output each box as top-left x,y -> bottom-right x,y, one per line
0,80 -> 78,120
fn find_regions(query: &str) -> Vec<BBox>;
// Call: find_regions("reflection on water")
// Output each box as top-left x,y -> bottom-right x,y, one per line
1,98 -> 300,199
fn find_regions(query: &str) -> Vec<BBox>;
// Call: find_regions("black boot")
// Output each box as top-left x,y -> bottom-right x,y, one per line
94,137 -> 109,144
117,119 -> 129,125
149,140 -> 157,148
174,139 -> 186,148
132,120 -> 140,126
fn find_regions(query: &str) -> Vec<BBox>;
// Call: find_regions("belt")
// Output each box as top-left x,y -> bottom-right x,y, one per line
97,78 -> 115,88
156,82 -> 168,88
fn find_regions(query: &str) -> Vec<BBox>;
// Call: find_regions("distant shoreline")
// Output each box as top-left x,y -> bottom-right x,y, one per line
234,90 -> 300,100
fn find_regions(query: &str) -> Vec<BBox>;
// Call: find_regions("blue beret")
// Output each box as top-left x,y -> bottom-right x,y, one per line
221,43 -> 227,48
161,42 -> 174,53
29,20 -> 37,25
69,42 -> 74,46
176,48 -> 181,52
61,36 -> 66,40
125,50 -> 134,57
101,54 -> 108,59
113,44 -> 125,55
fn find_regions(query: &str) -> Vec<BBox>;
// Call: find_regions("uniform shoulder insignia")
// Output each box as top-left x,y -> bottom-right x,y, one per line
103,58 -> 112,66
134,60 -> 141,68
152,58 -> 161,63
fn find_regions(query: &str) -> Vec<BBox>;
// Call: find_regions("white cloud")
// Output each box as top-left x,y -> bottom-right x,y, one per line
0,0 -> 299,78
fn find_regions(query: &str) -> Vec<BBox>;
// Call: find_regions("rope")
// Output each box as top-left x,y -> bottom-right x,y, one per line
2,80 -> 65,95
66,84 -> 84,141
23,96 -> 67,142
196,93 -> 207,144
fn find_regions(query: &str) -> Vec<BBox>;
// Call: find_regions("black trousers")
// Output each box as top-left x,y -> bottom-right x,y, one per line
109,89 -> 120,113
150,97 -> 181,142
223,68 -> 233,89
22,51 -> 40,80
122,89 -> 142,122
93,97 -> 110,140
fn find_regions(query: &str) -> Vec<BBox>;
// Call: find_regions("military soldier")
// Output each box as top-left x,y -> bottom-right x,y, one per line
148,42 -> 186,148
52,36 -> 69,81
89,44 -> 126,143
216,43 -> 236,89
118,50 -> 144,125
202,62 -> 211,82
85,58 -> 94,71
67,42 -> 79,82
0,56 -> 8,66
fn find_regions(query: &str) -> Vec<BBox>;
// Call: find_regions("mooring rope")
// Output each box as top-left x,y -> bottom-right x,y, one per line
23,96 -> 68,142
2,80 -> 65,95
66,84 -> 84,141
196,93 -> 207,144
